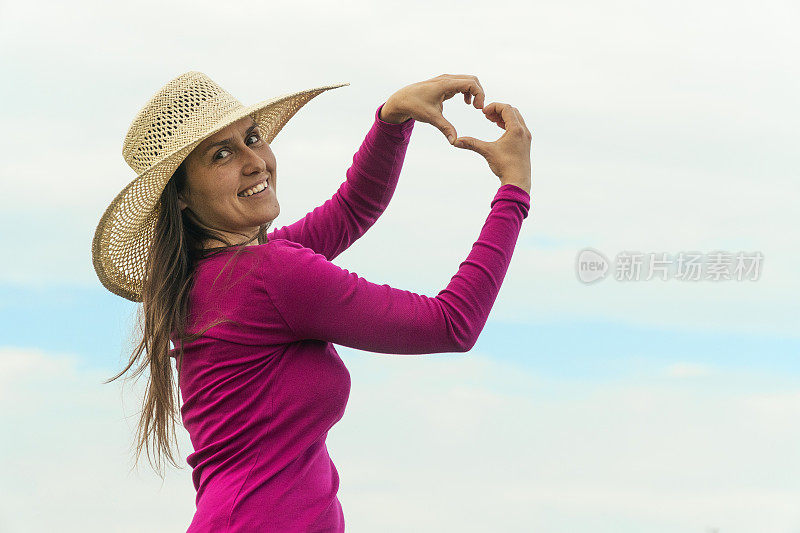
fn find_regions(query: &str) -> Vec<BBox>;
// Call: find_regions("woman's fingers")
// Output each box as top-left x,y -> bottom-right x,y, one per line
460,75 -> 485,108
432,116 -> 458,144
483,102 -> 527,134
440,75 -> 486,109
498,104 -> 521,131
453,135 -> 490,156
482,102 -> 506,129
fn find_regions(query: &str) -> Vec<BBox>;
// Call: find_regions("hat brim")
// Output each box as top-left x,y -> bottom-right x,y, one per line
92,82 -> 349,302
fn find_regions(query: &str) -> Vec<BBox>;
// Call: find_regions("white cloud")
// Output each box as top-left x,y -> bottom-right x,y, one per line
3,346 -> 798,532
0,346 -> 196,532
333,349 -> 800,532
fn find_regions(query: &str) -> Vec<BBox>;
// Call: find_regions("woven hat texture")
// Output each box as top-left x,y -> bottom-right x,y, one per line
92,71 -> 348,302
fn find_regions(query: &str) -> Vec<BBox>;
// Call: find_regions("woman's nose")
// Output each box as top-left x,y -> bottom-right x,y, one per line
242,145 -> 266,173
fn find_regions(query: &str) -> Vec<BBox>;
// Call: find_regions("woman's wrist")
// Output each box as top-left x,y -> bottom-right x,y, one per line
379,101 -> 412,124
500,178 -> 531,195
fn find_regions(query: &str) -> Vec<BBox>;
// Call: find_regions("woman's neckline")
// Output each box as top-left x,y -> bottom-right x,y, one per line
196,241 -> 269,261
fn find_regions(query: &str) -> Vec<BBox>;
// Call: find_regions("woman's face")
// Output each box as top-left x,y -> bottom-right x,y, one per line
178,115 -> 279,247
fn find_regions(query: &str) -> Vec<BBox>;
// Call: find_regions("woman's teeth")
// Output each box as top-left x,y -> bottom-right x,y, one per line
238,180 -> 268,197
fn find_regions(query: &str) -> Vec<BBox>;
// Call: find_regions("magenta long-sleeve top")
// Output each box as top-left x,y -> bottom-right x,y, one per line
170,103 -> 531,532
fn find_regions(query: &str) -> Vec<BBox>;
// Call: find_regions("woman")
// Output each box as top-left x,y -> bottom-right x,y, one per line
92,71 -> 532,532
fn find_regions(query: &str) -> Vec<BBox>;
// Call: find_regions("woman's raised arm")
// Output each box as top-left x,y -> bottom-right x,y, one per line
258,184 -> 530,354
266,103 -> 414,260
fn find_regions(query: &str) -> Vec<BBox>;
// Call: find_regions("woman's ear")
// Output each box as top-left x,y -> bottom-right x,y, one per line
178,193 -> 187,211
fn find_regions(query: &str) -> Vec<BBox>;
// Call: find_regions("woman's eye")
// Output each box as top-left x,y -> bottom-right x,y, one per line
213,133 -> 261,160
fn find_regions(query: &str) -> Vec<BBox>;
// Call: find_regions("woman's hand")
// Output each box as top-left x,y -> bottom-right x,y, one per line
454,102 -> 532,195
381,74 -> 486,145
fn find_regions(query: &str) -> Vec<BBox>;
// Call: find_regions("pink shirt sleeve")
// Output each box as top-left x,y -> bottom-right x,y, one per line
258,184 -> 531,354
266,102 -> 414,261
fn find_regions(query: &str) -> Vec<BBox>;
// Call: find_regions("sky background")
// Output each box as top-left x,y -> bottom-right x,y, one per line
1,0 -> 798,531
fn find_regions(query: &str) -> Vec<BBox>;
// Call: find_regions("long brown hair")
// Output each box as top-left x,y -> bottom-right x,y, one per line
102,159 -> 271,479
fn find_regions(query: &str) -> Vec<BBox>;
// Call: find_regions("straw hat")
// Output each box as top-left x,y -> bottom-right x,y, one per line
91,71 -> 349,303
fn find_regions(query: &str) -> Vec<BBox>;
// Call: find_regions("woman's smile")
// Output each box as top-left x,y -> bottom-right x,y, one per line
238,177 -> 271,198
